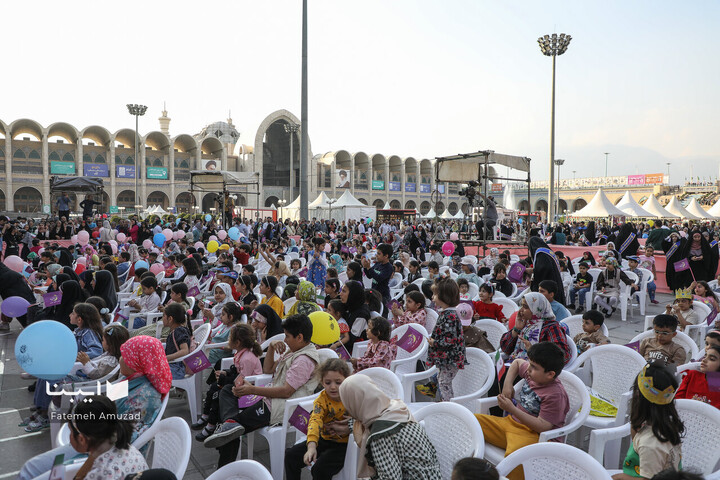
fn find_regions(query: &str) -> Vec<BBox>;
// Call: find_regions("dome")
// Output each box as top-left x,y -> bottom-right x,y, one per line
195,121 -> 240,145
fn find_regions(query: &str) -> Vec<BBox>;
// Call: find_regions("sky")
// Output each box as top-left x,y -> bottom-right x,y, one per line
3,0 -> 720,183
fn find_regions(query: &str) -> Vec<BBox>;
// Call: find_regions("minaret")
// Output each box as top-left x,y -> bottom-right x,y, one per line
227,110 -> 234,128
159,102 -> 171,136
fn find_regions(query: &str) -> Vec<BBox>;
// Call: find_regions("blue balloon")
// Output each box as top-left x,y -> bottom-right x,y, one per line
90,223 -> 96,228
135,260 -> 149,270
153,233 -> 166,248
176,218 -> 181,225
16,320 -> 77,381
228,227 -> 240,241
517,218 -> 523,224
205,214 -> 212,222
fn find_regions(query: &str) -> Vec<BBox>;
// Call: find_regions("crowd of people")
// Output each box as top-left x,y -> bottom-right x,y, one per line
1,210 -> 719,479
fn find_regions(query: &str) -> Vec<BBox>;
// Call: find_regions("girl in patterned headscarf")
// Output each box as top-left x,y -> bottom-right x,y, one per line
501,292 -> 570,364
286,280 -> 321,317
329,254 -> 345,274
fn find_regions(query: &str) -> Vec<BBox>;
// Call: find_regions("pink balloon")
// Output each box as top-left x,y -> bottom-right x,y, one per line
142,239 -> 153,249
194,241 -> 204,250
324,243 -> 332,253
442,241 -> 455,256
3,255 -> 24,273
110,243 -> 118,254
116,233 -> 127,243
77,231 -> 89,245
450,232 -> 459,241
209,235 -> 218,242
163,228 -> 173,241
217,230 -> 227,240
38,248 -> 45,255
150,263 -> 164,274
71,235 -> 78,244
76,257 -> 86,266
173,230 -> 185,240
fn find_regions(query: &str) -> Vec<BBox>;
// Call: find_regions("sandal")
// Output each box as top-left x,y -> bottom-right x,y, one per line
18,414 -> 38,427
24,416 -> 49,433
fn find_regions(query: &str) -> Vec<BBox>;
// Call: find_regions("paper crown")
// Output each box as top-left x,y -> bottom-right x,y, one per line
637,364 -> 677,405
675,287 -> 693,300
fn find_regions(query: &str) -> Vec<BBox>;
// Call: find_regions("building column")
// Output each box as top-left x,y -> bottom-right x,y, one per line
368,162 -> 373,202
168,149 -> 175,210
76,140 -> 83,178
385,162 -> 390,202
350,156 -> 355,196
430,172 -> 436,211
332,160 -> 337,200
42,132 -> 50,210
109,143 -> 116,207
5,135 -> 13,211
221,145 -> 228,171
195,148 -> 202,211
401,162 -> 406,206
140,145 -> 147,208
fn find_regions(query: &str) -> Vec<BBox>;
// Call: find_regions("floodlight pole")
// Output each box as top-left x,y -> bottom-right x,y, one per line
127,104 -> 147,212
299,0 -> 309,220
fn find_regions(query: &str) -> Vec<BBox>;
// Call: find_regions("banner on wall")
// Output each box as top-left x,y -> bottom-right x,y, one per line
83,163 -> 109,177
201,159 -> 220,171
336,169 -> 350,188
372,180 -> 385,190
389,181 -> 401,191
116,165 -> 135,178
50,161 -> 75,175
355,170 -> 369,189
438,184 -> 445,194
146,167 -> 168,180
405,183 -> 416,192
491,183 -> 503,193
420,184 -> 431,193
109,206 -> 119,214
627,175 -> 645,185
645,173 -> 664,184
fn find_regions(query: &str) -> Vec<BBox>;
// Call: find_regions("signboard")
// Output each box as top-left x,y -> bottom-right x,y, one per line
83,163 -> 109,177
389,181 -> 401,191
438,184 -> 445,194
645,173 -> 664,185
420,183 -> 431,193
201,159 -> 219,171
336,169 -> 350,188
355,170 -> 369,189
109,205 -> 119,214
627,175 -> 644,185
405,183 -> 416,192
116,165 -> 136,178
491,183 -> 503,193
50,161 -> 75,175
372,180 -> 385,190
146,167 -> 168,180
167,206 -> 176,213
42,205 -> 51,214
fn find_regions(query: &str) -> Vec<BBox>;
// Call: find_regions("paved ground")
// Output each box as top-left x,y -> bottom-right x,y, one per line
0,292 -> 675,479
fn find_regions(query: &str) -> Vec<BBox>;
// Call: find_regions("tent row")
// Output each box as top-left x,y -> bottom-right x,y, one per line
571,188 -> 720,220
282,191 -> 377,222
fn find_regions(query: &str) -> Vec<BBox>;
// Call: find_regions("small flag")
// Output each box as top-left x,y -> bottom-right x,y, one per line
288,405 -> 311,435
494,350 -> 507,382
183,350 -> 212,373
508,263 -> 526,283
707,372 -> 720,392
673,259 -> 691,272
396,326 -> 423,352
335,345 -> 351,360
237,394 -> 264,409
163,260 -> 171,269
43,291 -> 62,307
22,265 -> 33,278
624,340 -> 640,352
188,286 -> 200,297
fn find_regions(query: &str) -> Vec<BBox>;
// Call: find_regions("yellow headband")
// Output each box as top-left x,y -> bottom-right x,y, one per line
637,364 -> 676,405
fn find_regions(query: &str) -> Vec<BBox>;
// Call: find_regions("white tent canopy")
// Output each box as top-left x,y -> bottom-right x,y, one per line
423,208 -> 437,219
616,191 -> 655,218
308,191 -> 331,209
382,201 -> 392,210
439,209 -> 454,219
453,209 -> 465,219
329,190 -> 377,222
685,198 -> 715,220
665,196 -> 700,220
708,197 -> 720,218
642,195 -> 678,218
571,188 -> 627,218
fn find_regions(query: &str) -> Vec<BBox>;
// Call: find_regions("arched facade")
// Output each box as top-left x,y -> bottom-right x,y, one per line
573,198 -> 587,211
14,186 -> 42,213
535,199 -> 548,212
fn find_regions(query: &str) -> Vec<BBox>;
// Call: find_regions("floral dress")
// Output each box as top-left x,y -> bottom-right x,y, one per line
306,250 -> 327,288
426,308 -> 465,370
356,340 -> 398,371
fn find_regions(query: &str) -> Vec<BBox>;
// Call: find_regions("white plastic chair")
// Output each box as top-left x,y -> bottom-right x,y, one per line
497,443 -> 612,480
473,319 -> 508,350
142,417 -> 192,479
565,334 -> 578,368
424,308 -> 439,334
628,267 -> 653,317
356,366 -> 404,400
389,324 -> 430,403
629,329 -> 699,364
317,347 -> 340,363
414,402 -> 485,480
466,282 -> 479,301
206,459 -> 273,480
686,300 -> 713,347
171,323 -> 212,423
509,286 -> 529,305
560,314 -> 609,339
493,297 -> 519,321
566,344 -> 646,467
589,399 -> 720,474
618,270 -> 638,322
473,370 -> 591,465
447,347 -> 495,408
585,268 -> 603,310
283,297 -> 297,313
